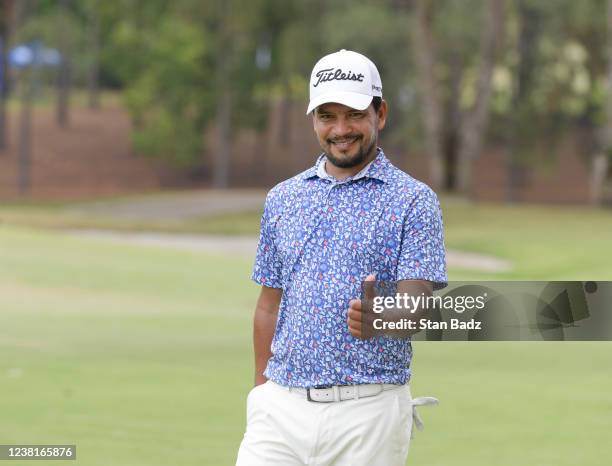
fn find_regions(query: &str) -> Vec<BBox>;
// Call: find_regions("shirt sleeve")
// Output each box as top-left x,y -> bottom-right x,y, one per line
251,190 -> 283,288
396,185 -> 448,290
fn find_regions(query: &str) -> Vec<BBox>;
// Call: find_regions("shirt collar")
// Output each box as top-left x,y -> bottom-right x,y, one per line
302,148 -> 390,183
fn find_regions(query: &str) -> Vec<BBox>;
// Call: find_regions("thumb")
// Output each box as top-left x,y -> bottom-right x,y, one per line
362,273 -> 377,305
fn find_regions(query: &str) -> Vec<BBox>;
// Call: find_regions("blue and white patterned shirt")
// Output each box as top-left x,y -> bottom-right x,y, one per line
252,149 -> 447,388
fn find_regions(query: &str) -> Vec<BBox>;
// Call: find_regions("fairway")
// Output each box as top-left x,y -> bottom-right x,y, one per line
1,225 -> 611,466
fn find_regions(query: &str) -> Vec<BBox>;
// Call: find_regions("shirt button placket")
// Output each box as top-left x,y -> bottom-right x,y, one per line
323,182 -> 336,216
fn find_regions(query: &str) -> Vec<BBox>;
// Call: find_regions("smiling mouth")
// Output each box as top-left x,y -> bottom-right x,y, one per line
329,136 -> 360,150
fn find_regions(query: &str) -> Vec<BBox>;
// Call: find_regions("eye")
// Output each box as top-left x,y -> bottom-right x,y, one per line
317,113 -> 334,121
349,112 -> 366,119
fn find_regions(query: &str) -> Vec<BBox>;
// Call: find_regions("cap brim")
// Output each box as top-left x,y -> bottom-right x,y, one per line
306,92 -> 373,114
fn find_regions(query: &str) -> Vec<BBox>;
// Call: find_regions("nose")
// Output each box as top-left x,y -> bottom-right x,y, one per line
332,116 -> 352,137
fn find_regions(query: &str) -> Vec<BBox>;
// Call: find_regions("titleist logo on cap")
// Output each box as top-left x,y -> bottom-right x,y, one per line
313,68 -> 365,87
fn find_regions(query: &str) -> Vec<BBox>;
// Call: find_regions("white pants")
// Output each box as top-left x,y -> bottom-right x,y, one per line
236,381 -> 415,466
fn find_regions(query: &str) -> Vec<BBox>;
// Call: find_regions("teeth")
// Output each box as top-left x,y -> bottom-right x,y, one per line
333,137 -> 357,144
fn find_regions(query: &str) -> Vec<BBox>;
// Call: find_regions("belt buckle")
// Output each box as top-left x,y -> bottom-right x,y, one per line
306,388 -> 314,402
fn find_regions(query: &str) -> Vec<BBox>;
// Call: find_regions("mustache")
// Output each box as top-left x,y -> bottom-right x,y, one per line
328,134 -> 362,143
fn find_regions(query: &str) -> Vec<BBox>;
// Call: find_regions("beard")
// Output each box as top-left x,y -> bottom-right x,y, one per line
324,133 -> 377,169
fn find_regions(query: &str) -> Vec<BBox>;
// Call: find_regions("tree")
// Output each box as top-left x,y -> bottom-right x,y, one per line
193,0 -> 270,188
413,0 -> 445,190
0,0 -> 13,151
412,0 -> 504,193
56,0 -> 71,127
455,0 -> 505,194
590,0 -> 612,203
504,0 -> 542,201
484,0 -> 611,202
212,1 -> 232,189
85,0 -> 101,109
107,0 -> 270,187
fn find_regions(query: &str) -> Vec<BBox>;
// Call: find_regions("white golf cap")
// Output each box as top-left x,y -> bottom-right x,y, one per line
306,49 -> 382,114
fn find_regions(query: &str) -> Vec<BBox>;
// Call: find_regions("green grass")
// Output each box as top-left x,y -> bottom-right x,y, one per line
1,225 -> 611,465
440,197 -> 612,280
2,193 -> 612,278
409,341 -> 612,466
0,203 -> 264,236
0,226 -> 256,466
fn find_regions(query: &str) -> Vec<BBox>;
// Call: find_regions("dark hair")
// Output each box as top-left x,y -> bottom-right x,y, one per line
372,96 -> 382,112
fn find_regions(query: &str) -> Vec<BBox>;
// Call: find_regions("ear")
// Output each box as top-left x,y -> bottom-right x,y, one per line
377,100 -> 388,131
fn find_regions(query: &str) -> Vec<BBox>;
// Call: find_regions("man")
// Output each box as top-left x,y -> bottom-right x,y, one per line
236,49 -> 447,466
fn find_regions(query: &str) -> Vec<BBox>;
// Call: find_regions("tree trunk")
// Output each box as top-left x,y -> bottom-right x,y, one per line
456,0 -> 505,194
412,0 -> 445,191
56,0 -> 71,128
607,0 -> 612,143
589,151 -> 609,203
0,0 -> 13,152
87,0 -> 101,110
18,66 -> 35,196
443,54 -> 463,190
0,36 -> 7,152
279,78 -> 291,147
213,84 -> 231,189
506,0 -> 539,203
590,0 -> 612,204
15,0 -> 33,196
211,3 -> 233,189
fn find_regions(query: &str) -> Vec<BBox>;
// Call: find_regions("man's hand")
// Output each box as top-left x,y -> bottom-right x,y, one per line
347,274 -> 376,339
347,277 -> 434,339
